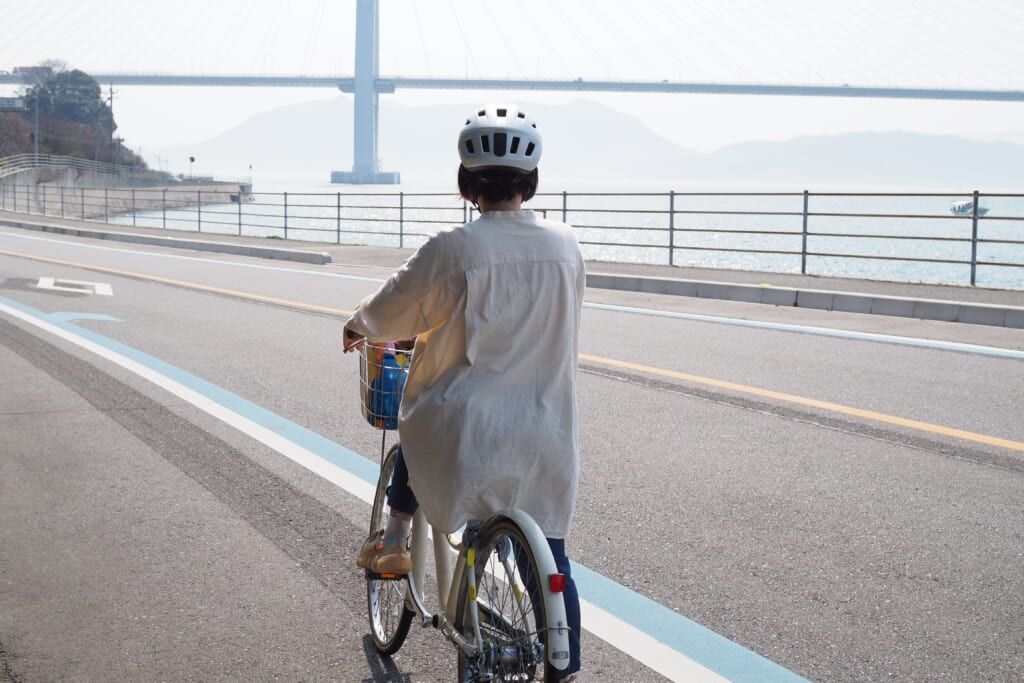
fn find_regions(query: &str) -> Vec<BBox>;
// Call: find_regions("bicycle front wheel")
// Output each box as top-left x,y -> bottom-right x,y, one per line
454,518 -> 561,682
366,444 -> 413,655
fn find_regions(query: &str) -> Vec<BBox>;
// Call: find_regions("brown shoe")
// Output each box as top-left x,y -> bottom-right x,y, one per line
369,534 -> 412,575
356,530 -> 383,570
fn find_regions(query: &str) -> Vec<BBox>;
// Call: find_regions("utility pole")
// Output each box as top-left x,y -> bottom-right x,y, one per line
33,98 -> 39,157
106,83 -> 116,164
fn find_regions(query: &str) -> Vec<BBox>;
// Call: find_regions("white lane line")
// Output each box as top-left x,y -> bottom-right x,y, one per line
584,302 -> 1024,360
581,601 -> 732,682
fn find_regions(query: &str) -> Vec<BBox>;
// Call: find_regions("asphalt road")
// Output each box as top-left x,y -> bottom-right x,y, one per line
1,226 -> 1022,682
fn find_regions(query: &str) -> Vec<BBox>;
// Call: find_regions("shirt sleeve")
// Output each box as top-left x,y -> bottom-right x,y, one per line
346,233 -> 461,341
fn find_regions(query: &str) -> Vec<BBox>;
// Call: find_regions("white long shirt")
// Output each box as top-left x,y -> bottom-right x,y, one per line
347,209 -> 585,538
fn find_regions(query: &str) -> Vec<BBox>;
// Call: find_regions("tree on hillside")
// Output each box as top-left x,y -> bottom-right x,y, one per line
0,114 -> 32,156
12,63 -> 146,168
27,69 -> 115,131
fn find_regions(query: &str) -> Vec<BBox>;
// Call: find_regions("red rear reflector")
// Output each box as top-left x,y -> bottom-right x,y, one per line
549,573 -> 567,593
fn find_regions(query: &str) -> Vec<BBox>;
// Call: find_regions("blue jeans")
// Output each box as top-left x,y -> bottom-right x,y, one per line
387,446 -> 581,675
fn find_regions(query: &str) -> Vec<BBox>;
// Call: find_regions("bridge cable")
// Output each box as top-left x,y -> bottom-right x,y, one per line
445,0 -> 483,78
407,0 -> 434,76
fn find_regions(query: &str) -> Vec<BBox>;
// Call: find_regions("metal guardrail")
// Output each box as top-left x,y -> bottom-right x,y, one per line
0,184 -> 1021,289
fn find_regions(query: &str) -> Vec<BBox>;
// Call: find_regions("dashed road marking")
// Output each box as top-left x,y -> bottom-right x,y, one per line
36,277 -> 113,295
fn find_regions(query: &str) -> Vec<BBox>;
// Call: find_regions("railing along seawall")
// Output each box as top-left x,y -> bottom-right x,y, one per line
0,183 -> 1021,289
0,153 -> 175,182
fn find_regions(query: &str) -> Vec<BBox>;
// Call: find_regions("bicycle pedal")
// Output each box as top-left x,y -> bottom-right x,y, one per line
365,570 -> 406,580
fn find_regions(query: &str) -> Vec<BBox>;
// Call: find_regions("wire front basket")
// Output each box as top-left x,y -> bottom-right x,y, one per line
359,342 -> 412,431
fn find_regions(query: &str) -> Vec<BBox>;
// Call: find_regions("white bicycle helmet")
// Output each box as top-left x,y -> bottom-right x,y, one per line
458,104 -> 542,173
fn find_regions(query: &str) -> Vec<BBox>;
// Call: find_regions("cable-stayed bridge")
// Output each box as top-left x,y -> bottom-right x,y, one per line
3,0 -> 1022,184
7,72 -> 1022,100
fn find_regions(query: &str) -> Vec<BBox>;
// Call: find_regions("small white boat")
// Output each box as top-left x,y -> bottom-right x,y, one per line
950,200 -> 989,216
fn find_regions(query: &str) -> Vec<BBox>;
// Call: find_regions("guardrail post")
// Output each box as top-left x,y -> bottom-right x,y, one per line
198,190 -> 202,231
162,189 -> 167,229
41,185 -> 46,215
60,186 -> 64,218
336,192 -> 342,243
801,190 -> 810,274
399,191 -> 405,248
668,190 -> 676,266
104,188 -> 109,223
562,191 -> 568,223
284,191 -> 288,239
131,189 -> 137,226
970,189 -> 980,286
80,188 -> 85,219
237,193 -> 242,235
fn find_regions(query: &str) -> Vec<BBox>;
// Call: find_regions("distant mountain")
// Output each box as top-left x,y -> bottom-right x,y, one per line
146,97 -> 1024,189
147,97 -> 703,183
706,132 -> 1024,188
980,130 -> 1024,147
377,100 -> 705,179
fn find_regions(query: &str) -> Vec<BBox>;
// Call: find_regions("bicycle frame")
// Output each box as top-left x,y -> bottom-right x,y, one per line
400,508 -> 572,671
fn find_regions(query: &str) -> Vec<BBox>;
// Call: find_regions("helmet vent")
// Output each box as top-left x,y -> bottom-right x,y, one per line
457,104 -> 541,172
493,132 -> 508,156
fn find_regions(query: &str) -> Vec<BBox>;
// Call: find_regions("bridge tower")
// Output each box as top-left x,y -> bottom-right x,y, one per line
331,0 -> 400,184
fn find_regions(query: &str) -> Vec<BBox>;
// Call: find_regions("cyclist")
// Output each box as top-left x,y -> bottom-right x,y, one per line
344,104 -> 583,680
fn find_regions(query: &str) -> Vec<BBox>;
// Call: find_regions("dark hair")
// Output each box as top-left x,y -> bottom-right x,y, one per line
458,166 -> 538,205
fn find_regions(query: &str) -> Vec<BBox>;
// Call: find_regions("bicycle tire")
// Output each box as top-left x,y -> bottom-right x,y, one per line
366,444 -> 414,655
454,518 -> 560,682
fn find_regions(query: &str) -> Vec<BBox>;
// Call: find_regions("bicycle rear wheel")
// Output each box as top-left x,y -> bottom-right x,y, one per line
454,518 -> 560,682
366,444 -> 413,655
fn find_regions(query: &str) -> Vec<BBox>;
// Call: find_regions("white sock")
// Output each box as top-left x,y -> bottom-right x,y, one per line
384,512 -> 411,540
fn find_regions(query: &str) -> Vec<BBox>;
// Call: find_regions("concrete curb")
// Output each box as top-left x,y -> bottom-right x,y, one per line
0,218 -> 333,265
4,215 -> 1019,329
587,272 -> 1024,329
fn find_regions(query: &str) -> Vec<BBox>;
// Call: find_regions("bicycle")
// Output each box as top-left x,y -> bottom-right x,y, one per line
349,340 -> 573,682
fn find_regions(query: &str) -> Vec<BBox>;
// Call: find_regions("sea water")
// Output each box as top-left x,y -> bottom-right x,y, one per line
111,176 -> 1024,289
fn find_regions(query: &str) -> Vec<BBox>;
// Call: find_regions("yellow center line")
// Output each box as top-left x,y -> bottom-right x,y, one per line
0,248 -> 353,316
4,248 -> 1020,454
580,353 -> 1024,453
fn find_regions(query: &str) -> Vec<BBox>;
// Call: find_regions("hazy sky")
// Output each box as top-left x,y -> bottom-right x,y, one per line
3,0 -> 1023,163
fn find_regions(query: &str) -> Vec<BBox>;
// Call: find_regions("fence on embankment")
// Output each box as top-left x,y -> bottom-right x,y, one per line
0,153 -> 174,186
1,183 -> 1022,289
